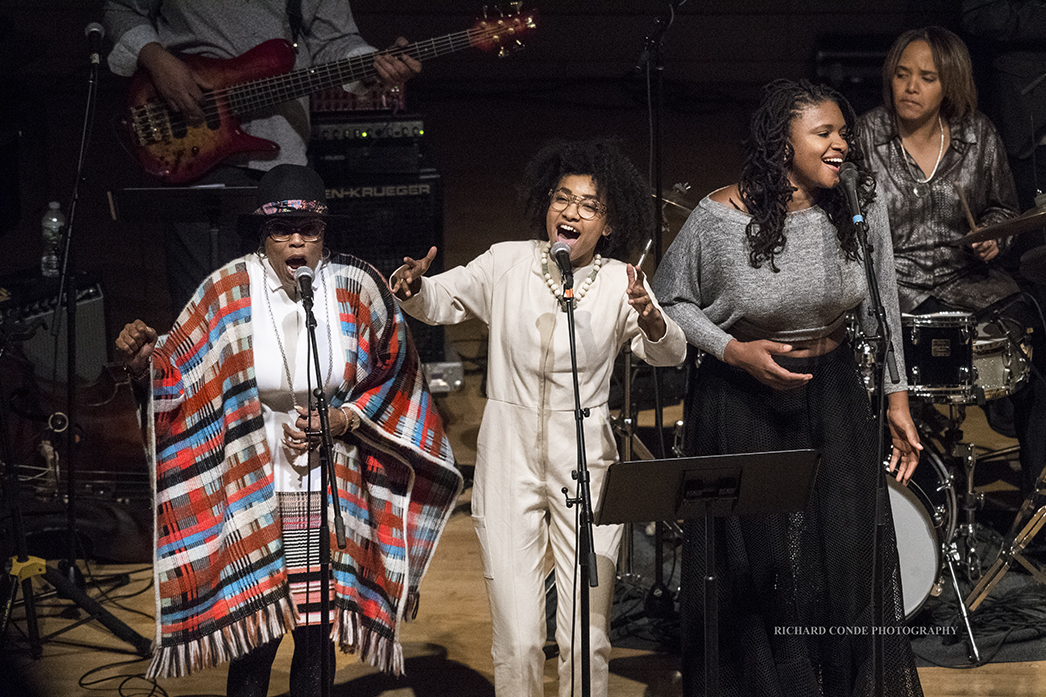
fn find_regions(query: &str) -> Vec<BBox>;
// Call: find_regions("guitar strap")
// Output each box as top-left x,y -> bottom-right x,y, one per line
287,0 -> 303,46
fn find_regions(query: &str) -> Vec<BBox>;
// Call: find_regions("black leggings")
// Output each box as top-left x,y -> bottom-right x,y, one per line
226,624 -> 336,697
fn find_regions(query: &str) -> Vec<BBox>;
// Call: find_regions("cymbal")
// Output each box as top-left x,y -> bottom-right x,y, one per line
653,182 -> 695,213
963,208 -> 1046,243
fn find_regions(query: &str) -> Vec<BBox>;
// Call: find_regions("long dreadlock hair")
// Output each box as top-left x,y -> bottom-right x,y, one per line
519,138 -> 654,263
739,78 -> 876,271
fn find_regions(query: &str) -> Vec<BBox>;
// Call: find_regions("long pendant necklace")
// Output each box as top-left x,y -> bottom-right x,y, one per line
901,113 -> 945,199
540,243 -> 602,307
261,260 -> 335,409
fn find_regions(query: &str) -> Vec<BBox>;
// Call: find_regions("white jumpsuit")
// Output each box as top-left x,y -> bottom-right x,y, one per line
399,240 -> 687,697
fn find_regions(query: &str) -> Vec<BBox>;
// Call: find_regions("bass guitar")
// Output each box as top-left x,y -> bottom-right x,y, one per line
123,6 -> 537,184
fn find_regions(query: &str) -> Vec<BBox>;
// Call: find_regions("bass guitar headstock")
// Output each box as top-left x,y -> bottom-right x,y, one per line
470,3 -> 538,57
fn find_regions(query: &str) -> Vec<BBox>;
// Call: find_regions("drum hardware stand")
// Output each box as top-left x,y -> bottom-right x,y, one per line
916,402 -> 994,582
911,431 -> 982,662
940,540 -> 983,663
967,465 -> 1046,612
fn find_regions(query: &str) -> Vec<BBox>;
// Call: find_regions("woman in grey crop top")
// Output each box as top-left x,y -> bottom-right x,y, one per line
654,79 -> 925,697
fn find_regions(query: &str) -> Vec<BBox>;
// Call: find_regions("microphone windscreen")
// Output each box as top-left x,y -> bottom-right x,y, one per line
838,161 -> 859,185
550,241 -> 571,261
294,265 -> 315,283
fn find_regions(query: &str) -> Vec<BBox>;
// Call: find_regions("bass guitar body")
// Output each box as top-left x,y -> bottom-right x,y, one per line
125,39 -> 295,184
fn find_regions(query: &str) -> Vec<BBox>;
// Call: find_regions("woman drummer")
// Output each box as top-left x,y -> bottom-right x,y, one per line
857,26 -> 1046,498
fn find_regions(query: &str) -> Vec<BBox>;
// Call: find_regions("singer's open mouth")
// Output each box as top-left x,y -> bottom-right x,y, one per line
286,256 -> 307,270
556,224 -> 580,242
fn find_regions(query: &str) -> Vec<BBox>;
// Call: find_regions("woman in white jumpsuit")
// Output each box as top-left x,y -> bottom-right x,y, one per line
390,139 -> 687,697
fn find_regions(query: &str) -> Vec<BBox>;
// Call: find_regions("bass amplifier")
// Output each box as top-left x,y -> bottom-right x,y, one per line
319,168 -> 446,364
310,113 -> 425,175
0,270 -> 107,381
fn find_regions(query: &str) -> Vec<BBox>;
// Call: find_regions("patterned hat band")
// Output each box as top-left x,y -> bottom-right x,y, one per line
253,199 -> 329,216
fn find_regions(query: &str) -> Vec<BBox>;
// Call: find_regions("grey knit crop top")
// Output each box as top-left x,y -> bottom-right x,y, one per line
652,193 -> 908,393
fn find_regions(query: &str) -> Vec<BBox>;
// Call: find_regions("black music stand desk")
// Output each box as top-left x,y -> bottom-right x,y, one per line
596,449 -> 820,697
107,185 -> 258,271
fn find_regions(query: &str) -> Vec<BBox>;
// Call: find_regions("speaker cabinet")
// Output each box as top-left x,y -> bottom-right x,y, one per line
0,271 -> 107,381
320,168 -> 446,363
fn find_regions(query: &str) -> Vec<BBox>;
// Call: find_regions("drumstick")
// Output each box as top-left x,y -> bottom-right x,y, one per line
636,238 -> 653,268
953,182 -> 978,234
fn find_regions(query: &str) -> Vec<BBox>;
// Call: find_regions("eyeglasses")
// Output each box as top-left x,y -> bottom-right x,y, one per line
262,218 -> 326,242
548,189 -> 607,220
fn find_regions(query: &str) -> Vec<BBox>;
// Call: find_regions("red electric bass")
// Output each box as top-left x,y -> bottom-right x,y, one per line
122,7 -> 537,184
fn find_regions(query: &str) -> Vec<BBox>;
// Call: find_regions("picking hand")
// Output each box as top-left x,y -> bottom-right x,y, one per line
138,43 -> 213,125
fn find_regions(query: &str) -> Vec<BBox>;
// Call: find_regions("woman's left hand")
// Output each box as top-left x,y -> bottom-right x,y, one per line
886,391 -> 922,484
281,405 -> 354,455
627,264 -> 666,341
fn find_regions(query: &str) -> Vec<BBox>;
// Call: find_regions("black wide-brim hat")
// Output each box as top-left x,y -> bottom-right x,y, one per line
237,164 -> 344,239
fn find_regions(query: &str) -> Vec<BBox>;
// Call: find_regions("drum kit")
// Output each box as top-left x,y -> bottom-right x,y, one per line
852,208 -> 1046,662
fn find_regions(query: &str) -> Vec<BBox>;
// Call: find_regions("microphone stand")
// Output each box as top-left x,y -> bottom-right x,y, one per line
301,278 -> 347,697
637,4 -> 681,633
849,205 -> 896,697
558,267 -> 599,697
39,29 -> 151,656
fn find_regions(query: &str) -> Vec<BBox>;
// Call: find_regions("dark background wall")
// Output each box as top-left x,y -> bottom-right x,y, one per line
0,0 -> 960,356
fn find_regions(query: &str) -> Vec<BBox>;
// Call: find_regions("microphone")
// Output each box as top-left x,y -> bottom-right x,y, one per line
85,22 -> 105,64
550,241 -> 574,289
294,265 -> 315,302
836,161 -> 865,225
974,292 -> 1022,322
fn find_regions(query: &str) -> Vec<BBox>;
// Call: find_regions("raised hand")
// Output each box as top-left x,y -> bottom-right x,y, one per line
626,264 -> 666,341
389,246 -> 437,300
114,319 -> 159,380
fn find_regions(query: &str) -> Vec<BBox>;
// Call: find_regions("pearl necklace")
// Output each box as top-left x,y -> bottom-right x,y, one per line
900,113 -> 945,198
540,244 -> 602,306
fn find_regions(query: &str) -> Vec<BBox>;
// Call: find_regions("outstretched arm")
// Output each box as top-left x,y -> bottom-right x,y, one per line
389,246 -> 437,300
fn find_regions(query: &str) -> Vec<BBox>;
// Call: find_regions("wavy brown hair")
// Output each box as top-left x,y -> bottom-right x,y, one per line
520,138 -> 653,263
881,26 -> 977,122
739,79 -> 875,271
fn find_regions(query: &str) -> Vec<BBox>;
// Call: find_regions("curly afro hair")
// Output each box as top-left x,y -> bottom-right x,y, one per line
739,78 -> 876,271
518,138 -> 654,263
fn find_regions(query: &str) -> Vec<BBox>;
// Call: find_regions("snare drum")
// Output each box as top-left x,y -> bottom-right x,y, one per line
887,451 -> 956,619
901,312 -> 976,403
973,322 -> 1031,401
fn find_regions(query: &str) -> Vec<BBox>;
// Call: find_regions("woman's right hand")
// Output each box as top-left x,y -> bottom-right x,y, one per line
723,338 -> 813,390
389,246 -> 437,300
114,320 -> 159,380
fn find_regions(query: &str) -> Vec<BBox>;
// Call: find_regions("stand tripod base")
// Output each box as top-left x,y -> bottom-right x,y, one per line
966,503 -> 1046,612
42,563 -> 152,657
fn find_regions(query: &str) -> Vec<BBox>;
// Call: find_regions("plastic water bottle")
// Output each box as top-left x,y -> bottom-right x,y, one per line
40,201 -> 64,278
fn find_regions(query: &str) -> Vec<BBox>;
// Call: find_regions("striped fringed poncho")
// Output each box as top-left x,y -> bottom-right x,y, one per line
144,254 -> 461,679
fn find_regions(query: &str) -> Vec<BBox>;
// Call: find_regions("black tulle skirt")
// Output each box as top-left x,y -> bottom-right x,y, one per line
678,345 -> 923,697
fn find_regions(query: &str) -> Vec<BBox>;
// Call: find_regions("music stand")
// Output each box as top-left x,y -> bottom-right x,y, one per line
596,449 -> 820,697
106,186 -> 258,271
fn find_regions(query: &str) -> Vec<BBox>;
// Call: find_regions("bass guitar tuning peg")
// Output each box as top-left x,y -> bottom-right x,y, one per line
498,39 -> 525,59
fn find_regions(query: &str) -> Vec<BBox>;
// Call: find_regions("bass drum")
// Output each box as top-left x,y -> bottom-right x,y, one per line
887,449 -> 956,619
